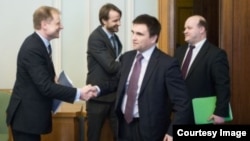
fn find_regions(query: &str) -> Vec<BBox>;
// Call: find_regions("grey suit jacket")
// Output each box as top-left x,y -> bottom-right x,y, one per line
86,25 -> 122,102
6,32 -> 77,134
174,40 -> 230,118
115,47 -> 191,139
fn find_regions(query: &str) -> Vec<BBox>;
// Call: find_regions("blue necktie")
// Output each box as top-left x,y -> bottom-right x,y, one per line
48,44 -> 52,58
110,36 -> 118,57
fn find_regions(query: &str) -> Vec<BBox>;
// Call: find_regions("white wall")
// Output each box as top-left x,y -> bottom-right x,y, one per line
0,0 -> 157,88
0,0 -> 53,88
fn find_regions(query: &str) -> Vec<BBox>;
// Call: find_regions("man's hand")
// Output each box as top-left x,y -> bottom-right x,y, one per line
208,114 -> 225,124
80,84 -> 98,101
163,134 -> 173,141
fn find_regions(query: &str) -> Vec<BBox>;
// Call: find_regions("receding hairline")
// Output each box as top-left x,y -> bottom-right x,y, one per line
188,15 -> 206,24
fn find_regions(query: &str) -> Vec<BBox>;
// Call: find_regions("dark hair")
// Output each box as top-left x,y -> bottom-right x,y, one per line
133,14 -> 161,42
99,3 -> 122,25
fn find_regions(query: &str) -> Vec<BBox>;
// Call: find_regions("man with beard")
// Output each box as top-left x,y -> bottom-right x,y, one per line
86,3 -> 122,141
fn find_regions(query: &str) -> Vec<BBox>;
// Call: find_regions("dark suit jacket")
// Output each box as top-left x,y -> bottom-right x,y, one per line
115,47 -> 191,140
86,25 -> 122,102
6,32 -> 77,134
174,40 -> 230,119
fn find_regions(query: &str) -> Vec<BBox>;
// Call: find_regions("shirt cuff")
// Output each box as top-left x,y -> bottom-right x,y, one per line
94,85 -> 101,96
75,88 -> 81,102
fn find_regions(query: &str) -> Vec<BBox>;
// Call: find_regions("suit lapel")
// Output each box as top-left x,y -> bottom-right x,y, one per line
177,46 -> 188,63
97,26 -> 119,57
33,32 -> 56,77
113,34 -> 122,55
139,48 -> 159,97
121,51 -> 136,83
118,51 -> 137,101
33,33 -> 53,61
119,48 -> 159,98
186,41 -> 210,78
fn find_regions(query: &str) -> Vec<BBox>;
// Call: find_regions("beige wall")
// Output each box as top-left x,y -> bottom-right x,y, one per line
0,0 -> 158,89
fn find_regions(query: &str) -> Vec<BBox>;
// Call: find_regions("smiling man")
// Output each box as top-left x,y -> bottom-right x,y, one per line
86,3 -> 123,141
6,6 -> 97,141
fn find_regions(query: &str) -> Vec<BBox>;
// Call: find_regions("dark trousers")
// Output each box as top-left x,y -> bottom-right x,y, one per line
12,128 -> 40,141
118,117 -> 142,141
86,101 -> 118,141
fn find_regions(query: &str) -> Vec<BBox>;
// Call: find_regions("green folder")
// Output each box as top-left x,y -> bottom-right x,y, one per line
192,96 -> 233,124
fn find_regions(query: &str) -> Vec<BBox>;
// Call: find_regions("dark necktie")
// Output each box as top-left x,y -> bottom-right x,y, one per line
110,36 -> 118,57
124,53 -> 143,123
181,45 -> 195,78
48,44 -> 52,58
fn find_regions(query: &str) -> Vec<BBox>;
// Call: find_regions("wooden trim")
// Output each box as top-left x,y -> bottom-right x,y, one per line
219,0 -> 233,66
219,1 -> 234,119
0,89 -> 12,94
158,0 -> 176,56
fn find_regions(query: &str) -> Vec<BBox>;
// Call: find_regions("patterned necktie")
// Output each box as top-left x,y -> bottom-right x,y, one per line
124,53 -> 143,123
110,36 -> 118,57
181,45 -> 195,78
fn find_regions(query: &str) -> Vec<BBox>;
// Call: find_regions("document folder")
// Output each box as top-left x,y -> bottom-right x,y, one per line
52,71 -> 73,114
192,96 -> 233,124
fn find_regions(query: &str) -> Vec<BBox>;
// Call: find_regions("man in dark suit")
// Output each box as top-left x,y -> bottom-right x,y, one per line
86,3 -> 122,141
115,14 -> 191,141
174,15 -> 231,124
6,6 -> 98,141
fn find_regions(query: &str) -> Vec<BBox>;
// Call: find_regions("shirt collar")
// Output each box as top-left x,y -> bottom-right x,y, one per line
136,45 -> 156,61
35,31 -> 50,47
191,38 -> 206,50
102,27 -> 114,39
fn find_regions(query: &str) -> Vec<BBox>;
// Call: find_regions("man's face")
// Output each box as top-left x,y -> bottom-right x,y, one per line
183,17 -> 203,45
131,24 -> 157,52
103,10 -> 121,33
43,11 -> 63,41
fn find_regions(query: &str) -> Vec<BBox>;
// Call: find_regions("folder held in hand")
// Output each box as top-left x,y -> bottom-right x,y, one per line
52,70 -> 73,114
192,96 -> 233,124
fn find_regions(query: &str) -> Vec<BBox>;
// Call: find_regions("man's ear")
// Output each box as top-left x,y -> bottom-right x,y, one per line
199,26 -> 205,34
102,19 -> 107,26
151,35 -> 158,43
41,20 -> 47,30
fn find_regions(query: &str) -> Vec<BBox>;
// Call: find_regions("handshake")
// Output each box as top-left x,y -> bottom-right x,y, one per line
79,84 -> 99,101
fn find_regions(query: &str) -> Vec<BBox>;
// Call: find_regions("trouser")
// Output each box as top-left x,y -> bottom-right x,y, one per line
11,128 -> 40,141
86,101 -> 118,141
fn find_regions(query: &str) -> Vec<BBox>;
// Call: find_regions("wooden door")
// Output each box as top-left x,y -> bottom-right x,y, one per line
220,0 -> 250,124
159,0 -> 250,124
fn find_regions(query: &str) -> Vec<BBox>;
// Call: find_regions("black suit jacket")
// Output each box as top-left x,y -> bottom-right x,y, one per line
6,32 -> 77,134
115,47 -> 191,139
86,25 -> 122,102
174,40 -> 230,119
